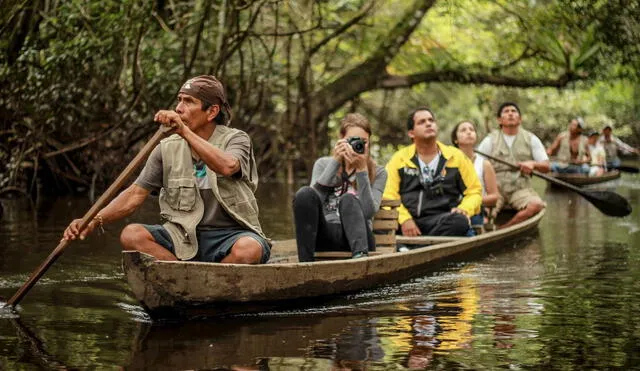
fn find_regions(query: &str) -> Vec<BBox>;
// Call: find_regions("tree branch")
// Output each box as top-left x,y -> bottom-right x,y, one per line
310,0 -> 436,122
308,1 -> 374,56
184,0 -> 212,79
379,69 -> 577,89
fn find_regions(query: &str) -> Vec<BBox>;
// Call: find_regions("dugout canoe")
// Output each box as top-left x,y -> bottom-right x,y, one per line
549,170 -> 620,186
122,210 -> 544,318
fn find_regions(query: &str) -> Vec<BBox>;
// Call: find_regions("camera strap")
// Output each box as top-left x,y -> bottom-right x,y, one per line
339,163 -> 357,195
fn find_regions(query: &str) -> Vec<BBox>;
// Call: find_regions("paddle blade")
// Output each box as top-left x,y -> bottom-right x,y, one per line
612,166 -> 640,174
583,190 -> 633,217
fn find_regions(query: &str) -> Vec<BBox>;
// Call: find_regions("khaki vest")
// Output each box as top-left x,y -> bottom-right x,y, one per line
158,125 -> 264,260
489,129 -> 533,195
556,132 -> 587,166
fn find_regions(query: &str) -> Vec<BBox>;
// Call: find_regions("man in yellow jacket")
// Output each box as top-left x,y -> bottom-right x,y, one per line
383,107 -> 482,237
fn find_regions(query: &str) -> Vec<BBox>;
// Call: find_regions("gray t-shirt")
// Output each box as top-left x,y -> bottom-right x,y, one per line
135,132 -> 251,229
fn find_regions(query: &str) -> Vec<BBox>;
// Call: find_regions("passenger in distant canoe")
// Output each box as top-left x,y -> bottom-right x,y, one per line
293,113 -> 387,262
476,102 -> 549,229
599,124 -> 640,169
546,117 -> 590,174
383,108 -> 482,238
587,130 -> 607,177
63,75 -> 270,264
450,120 -> 499,226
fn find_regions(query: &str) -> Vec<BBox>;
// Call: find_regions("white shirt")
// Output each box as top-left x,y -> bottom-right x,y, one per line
473,155 -> 486,195
598,135 -> 636,154
417,152 -> 441,182
588,143 -> 607,167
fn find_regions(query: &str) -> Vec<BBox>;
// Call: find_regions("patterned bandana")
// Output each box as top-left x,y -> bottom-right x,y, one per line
179,75 -> 233,124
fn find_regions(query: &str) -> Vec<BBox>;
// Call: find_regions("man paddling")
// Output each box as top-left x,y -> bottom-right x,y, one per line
476,102 -> 550,228
546,117 -> 590,174
63,75 -> 270,264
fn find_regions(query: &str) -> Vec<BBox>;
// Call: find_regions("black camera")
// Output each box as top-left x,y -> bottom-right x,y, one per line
347,136 -> 366,154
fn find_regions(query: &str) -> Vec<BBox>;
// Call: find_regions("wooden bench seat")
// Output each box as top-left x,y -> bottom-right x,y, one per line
311,200 -> 495,259
313,251 -> 388,259
396,235 -> 463,245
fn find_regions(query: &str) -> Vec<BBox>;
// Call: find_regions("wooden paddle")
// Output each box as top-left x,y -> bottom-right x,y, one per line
475,150 -> 633,218
4,126 -> 172,308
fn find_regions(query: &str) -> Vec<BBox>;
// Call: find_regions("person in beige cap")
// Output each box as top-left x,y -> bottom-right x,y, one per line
63,75 -> 270,264
599,124 -> 640,169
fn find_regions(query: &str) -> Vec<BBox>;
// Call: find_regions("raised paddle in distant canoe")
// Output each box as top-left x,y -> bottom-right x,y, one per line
476,150 -> 632,218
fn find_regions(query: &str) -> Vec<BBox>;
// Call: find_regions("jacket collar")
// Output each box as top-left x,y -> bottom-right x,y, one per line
403,141 -> 453,165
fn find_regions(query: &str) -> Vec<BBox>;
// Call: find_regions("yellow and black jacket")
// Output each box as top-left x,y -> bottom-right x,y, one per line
383,142 -> 482,225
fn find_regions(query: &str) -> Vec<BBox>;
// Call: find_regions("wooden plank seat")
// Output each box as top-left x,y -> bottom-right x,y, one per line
372,199 -> 401,254
313,251 -> 388,260
396,235 -> 463,245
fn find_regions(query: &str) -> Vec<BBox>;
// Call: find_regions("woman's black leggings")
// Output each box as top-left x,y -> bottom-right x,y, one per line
293,186 -> 375,262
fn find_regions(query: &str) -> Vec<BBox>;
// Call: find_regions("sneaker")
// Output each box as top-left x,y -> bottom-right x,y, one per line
352,251 -> 368,259
398,246 -> 410,252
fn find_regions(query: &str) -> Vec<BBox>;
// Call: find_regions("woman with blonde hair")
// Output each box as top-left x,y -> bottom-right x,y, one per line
451,120 -> 499,226
293,113 -> 387,262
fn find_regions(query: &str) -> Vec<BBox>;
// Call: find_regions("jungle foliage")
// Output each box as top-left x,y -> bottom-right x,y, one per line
1,0 -> 639,195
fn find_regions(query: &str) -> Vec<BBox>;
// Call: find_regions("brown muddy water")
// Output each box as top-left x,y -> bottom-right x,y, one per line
1,175 -> 640,370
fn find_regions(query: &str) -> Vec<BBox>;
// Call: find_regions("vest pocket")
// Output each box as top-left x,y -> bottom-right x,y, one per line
165,178 -> 197,211
514,145 -> 530,159
233,200 -> 258,216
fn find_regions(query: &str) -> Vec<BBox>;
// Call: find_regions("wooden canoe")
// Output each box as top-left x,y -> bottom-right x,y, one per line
122,210 -> 544,318
549,170 -> 620,186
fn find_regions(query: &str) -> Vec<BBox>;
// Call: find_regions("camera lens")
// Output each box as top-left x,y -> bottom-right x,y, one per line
353,142 -> 364,154
348,137 -> 366,154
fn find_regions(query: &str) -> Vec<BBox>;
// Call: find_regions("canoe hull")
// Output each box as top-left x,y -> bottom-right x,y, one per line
122,211 -> 544,318
549,170 -> 620,186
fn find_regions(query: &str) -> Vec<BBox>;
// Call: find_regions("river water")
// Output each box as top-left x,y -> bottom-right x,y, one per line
1,174 -> 639,370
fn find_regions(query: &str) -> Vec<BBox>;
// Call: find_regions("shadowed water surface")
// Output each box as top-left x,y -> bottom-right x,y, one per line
1,175 -> 640,370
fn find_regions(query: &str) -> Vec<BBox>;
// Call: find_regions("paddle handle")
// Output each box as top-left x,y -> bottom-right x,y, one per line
5,126 -> 172,308
474,149 -> 586,195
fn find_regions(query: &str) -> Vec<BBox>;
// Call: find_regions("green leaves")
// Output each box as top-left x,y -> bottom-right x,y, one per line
532,22 -> 600,75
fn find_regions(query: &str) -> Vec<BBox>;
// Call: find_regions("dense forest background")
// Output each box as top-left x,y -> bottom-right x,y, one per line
1,0 -> 639,196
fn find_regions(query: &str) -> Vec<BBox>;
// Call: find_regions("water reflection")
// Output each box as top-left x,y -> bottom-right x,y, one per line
0,174 -> 639,369
125,315 -> 381,370
7,318 -> 69,370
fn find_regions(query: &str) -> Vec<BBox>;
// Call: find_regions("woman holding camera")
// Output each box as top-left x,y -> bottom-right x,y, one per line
293,113 -> 387,262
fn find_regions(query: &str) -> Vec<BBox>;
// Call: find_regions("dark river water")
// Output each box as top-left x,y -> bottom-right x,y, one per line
1,174 -> 640,370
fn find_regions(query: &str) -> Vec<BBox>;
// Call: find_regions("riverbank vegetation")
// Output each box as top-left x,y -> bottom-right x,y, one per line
2,0 -> 639,196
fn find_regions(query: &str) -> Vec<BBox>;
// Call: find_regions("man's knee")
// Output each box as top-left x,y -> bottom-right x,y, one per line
120,224 -> 152,251
228,237 -> 263,264
448,213 -> 471,234
526,200 -> 545,215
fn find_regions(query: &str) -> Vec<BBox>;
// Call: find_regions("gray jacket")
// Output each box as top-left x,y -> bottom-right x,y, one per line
311,156 -> 387,224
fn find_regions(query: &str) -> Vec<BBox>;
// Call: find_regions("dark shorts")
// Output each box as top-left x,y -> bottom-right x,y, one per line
142,224 -> 271,263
